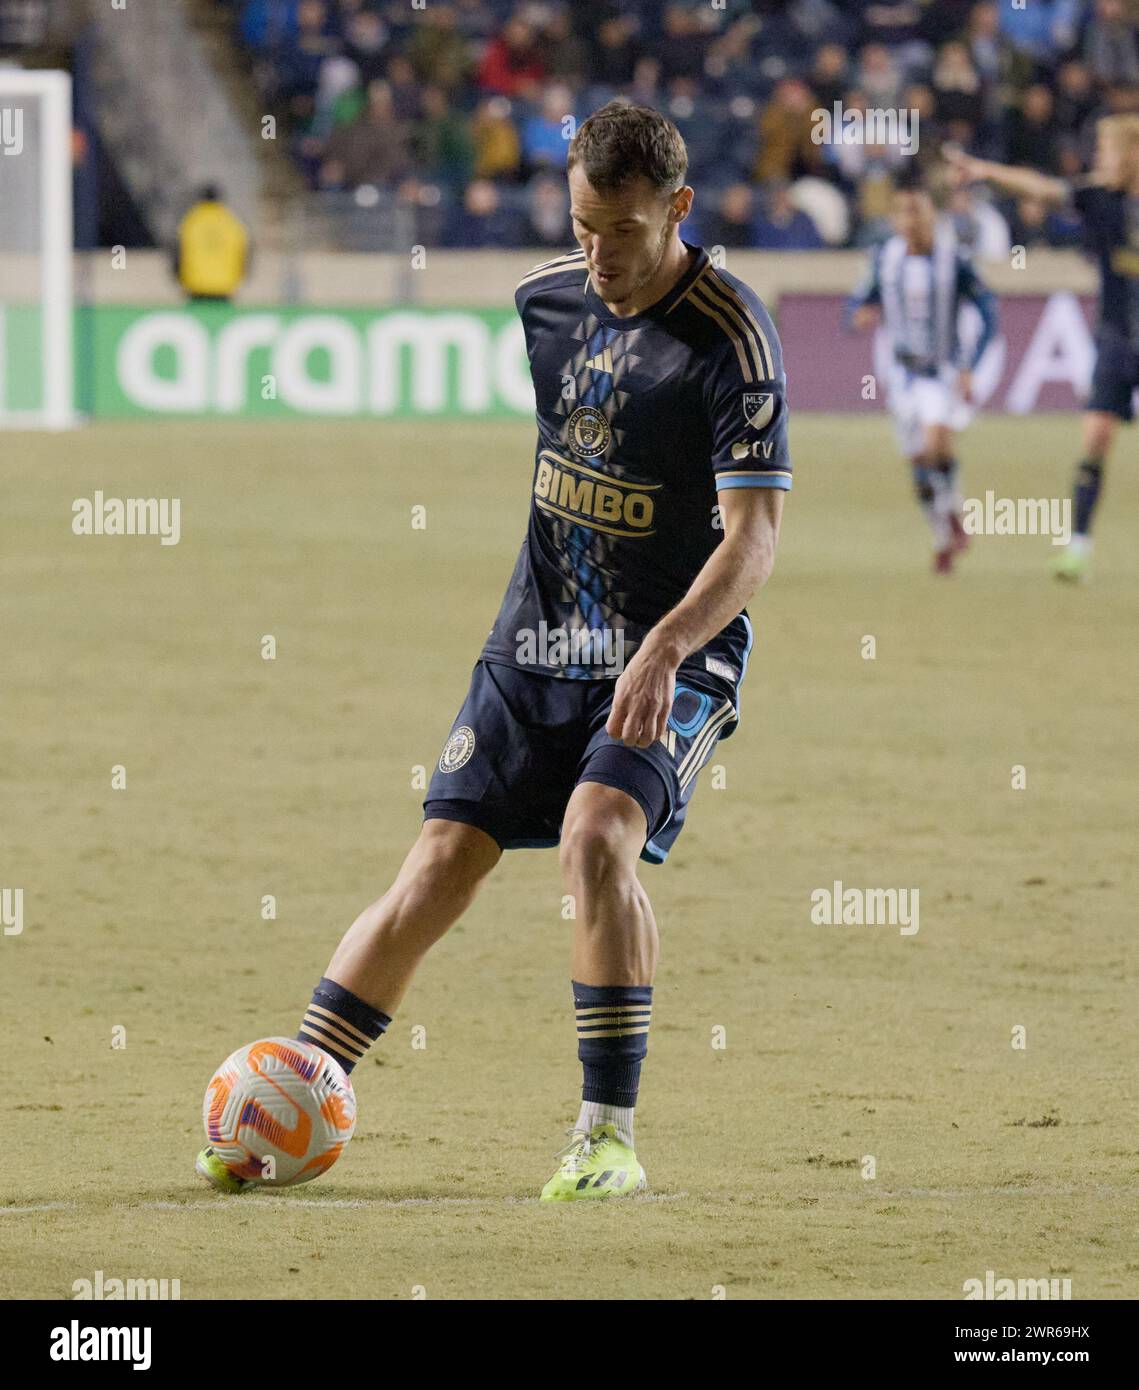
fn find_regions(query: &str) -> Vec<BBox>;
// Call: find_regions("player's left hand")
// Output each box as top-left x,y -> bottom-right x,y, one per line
957,368 -> 974,404
605,639 -> 679,749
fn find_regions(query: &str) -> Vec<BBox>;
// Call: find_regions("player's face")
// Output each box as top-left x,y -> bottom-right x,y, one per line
892,192 -> 935,249
568,166 -> 683,306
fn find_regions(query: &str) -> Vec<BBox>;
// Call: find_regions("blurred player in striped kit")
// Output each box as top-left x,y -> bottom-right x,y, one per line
848,176 -> 998,574
948,116 -> 1139,582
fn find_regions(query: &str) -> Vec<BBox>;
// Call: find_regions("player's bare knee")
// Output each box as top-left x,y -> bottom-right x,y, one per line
559,814 -> 636,889
403,819 -> 499,908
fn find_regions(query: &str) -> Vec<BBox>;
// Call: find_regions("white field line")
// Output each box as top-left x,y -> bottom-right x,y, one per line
3,1184 -> 1138,1216
0,1192 -> 689,1215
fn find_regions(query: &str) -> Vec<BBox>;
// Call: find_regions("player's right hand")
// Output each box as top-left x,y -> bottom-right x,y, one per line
851,305 -> 879,331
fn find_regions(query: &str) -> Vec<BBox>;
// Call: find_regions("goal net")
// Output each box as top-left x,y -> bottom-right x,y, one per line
0,69 -> 73,428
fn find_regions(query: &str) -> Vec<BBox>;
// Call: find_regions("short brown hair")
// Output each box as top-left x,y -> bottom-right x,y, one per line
567,100 -> 688,194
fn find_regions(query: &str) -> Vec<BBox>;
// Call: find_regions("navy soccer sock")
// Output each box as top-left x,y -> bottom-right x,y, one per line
298,976 -> 390,1074
573,981 -> 653,1141
1073,458 -> 1104,536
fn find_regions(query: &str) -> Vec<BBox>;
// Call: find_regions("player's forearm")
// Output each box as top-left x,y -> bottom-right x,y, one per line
641,532 -> 775,667
966,158 -> 1067,206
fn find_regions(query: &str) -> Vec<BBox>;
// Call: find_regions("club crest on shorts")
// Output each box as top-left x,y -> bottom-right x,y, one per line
439,725 -> 475,773
742,392 -> 774,429
566,404 -> 611,458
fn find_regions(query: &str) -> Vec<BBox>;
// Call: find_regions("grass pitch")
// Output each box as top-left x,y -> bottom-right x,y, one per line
1,415 -> 1136,1300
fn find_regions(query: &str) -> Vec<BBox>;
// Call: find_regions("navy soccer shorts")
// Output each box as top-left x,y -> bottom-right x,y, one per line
1088,333 -> 1139,421
423,659 -> 740,865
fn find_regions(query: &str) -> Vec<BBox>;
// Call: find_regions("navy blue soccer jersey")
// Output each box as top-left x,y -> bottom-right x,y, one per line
1070,181 -> 1139,349
479,238 -> 791,689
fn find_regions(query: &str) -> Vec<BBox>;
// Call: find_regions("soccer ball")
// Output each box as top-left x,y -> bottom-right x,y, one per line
202,1037 -> 357,1187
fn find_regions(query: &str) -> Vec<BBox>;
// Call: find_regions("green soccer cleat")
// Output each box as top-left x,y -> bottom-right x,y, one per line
195,1145 -> 253,1194
1052,544 -> 1090,583
539,1122 -> 647,1202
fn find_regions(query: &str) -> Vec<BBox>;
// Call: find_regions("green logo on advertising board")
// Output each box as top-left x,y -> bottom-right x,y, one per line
82,305 -> 533,419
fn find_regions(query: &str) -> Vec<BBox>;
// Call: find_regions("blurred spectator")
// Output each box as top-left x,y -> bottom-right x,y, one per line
590,14 -> 642,89
1084,0 -> 1139,86
1005,85 -> 1061,174
444,178 -> 528,247
415,85 -> 476,189
811,44 -> 850,111
536,7 -> 590,89
277,0 -> 338,104
856,44 -> 903,108
705,14 -> 761,96
900,83 -> 937,172
656,5 -> 710,85
752,180 -> 825,249
700,183 -> 759,249
854,147 -> 903,246
523,172 -> 573,247
931,42 -> 983,128
380,54 -> 424,124
1000,0 -> 1082,69
407,3 -> 473,93
629,56 -> 663,107
240,0 -> 298,52
477,17 -> 545,99
343,10 -> 390,87
948,185 -> 1011,261
471,96 -> 522,181
1055,61 -> 1099,138
755,78 -> 822,182
965,1 -> 1001,83
520,85 -> 576,174
320,79 -> 412,189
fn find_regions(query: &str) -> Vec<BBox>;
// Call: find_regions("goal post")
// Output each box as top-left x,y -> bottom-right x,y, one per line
0,69 -> 75,429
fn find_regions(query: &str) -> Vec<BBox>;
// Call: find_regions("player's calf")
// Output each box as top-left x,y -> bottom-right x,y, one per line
300,819 -> 501,1071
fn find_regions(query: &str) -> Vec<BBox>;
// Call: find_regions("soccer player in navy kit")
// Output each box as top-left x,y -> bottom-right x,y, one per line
948,116 -> 1139,581
197,102 -> 790,1201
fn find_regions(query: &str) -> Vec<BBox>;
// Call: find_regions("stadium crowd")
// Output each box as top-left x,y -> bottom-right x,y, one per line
227,0 -> 1139,254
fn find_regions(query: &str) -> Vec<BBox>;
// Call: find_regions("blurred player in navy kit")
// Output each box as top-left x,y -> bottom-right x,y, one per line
949,116 -> 1139,581
198,101 -> 791,1202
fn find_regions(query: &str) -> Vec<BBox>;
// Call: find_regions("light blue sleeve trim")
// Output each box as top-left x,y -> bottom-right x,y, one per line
715,474 -> 793,491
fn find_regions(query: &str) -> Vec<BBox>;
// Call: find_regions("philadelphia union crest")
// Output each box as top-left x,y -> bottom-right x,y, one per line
566,404 -> 611,458
439,726 -> 475,773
